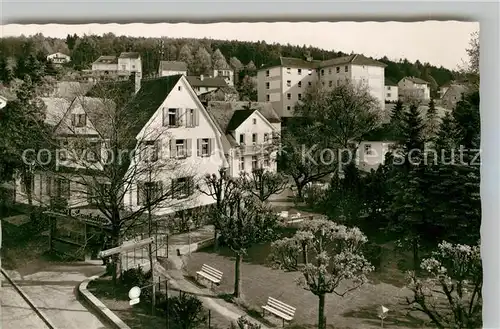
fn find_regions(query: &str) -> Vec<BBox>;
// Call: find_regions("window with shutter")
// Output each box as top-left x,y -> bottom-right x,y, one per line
176,139 -> 186,158
172,176 -> 194,199
199,138 -> 209,157
185,139 -> 192,157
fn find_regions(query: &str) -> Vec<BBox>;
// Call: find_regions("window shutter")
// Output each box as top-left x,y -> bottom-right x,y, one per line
197,139 -> 201,157
186,109 -> 192,127
176,108 -> 183,126
209,138 -> 214,155
171,179 -> 176,199
186,139 -> 192,157
170,139 -> 176,158
194,109 -> 199,126
188,177 -> 194,196
71,114 -> 76,126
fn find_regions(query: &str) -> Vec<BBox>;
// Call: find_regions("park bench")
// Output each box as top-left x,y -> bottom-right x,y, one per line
262,296 -> 296,327
196,264 -> 223,289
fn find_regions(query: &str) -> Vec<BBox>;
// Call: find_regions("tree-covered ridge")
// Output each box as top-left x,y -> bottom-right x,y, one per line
0,33 -> 457,90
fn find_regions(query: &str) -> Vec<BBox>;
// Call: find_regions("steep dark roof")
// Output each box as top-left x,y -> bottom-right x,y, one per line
206,101 -> 281,151
93,56 -> 118,64
186,76 -> 227,88
85,75 -> 182,139
226,109 -> 255,131
119,52 -> 140,59
159,61 -> 188,72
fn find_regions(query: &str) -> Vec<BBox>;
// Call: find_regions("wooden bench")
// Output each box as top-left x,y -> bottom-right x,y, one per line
262,296 -> 296,327
196,264 -> 223,289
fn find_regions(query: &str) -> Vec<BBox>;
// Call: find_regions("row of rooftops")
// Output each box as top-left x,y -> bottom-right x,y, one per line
159,60 -> 233,72
39,75 -> 281,153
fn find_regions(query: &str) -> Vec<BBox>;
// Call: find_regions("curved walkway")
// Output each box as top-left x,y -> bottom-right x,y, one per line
154,226 -> 270,329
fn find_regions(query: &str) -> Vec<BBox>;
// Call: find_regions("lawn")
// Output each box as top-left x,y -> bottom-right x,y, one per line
184,237 -> 433,329
88,276 -> 231,329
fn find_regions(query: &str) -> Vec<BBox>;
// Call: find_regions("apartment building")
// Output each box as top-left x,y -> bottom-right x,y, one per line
257,54 -> 386,118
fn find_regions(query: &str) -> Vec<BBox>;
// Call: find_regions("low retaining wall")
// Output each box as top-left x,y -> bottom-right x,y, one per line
78,275 -> 132,329
176,236 -> 215,256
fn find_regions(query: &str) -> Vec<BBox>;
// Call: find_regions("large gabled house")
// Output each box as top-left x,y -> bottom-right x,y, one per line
205,101 -> 281,177
14,75 -> 228,217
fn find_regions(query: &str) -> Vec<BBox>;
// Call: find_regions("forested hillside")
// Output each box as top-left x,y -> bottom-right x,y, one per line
0,33 -> 456,94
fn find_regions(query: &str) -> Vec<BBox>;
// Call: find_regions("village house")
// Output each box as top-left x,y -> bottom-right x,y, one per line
212,64 -> 235,87
205,101 -> 281,177
14,74 -> 229,217
384,79 -> 398,103
158,61 -> 188,77
257,54 -> 386,119
397,76 -> 431,102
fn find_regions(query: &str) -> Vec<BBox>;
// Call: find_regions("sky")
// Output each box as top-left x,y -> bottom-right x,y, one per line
0,21 -> 479,70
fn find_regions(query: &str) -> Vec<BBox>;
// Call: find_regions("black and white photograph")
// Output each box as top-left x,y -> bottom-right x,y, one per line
0,12 -> 485,329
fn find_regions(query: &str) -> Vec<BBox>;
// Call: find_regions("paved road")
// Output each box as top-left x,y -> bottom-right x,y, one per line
5,264 -> 108,329
1,272 -> 50,329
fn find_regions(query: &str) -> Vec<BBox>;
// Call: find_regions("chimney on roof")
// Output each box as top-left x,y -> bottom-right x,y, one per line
200,74 -> 204,81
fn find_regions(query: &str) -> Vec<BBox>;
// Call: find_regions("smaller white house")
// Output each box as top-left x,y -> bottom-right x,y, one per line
398,76 -> 431,102
47,52 -> 71,65
206,101 -> 281,177
159,61 -> 188,77
384,80 -> 398,103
